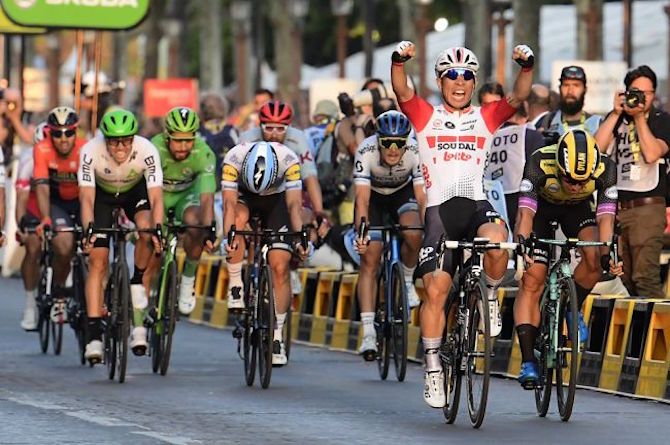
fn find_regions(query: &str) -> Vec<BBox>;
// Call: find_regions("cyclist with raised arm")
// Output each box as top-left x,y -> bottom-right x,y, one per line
78,109 -> 163,363
513,129 -> 622,388
391,40 -> 534,408
353,110 -> 425,360
15,127 -> 46,330
150,107 -> 216,315
33,107 -> 87,322
222,141 -> 309,366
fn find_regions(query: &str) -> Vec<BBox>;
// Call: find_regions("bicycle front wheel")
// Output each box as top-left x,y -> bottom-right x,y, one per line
465,280 -> 491,429
37,270 -> 50,353
116,264 -> 131,384
72,258 -> 88,365
258,267 -> 275,389
375,271 -> 390,380
159,260 -> 178,376
442,291 -> 462,424
283,305 -> 292,363
52,319 -> 63,355
390,263 -> 408,382
534,295 -> 553,417
242,266 -> 256,386
555,277 -> 579,421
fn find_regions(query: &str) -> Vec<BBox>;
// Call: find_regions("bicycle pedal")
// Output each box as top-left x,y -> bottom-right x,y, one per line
232,327 -> 243,339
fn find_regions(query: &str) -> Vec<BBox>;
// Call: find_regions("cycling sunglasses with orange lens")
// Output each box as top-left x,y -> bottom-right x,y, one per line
379,137 -> 407,150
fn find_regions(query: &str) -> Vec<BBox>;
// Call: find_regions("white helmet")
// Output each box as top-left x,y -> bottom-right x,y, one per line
434,47 -> 480,78
81,70 -> 112,97
33,122 -> 48,144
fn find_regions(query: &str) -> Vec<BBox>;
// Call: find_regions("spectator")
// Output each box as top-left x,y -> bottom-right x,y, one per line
595,65 -> 670,298
199,93 -> 239,186
239,88 -> 274,131
535,65 -> 602,136
477,81 -> 505,105
304,99 -> 339,158
0,88 -> 34,163
527,83 -> 550,128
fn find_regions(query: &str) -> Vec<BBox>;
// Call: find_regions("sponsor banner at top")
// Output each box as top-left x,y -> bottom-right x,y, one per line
1,0 -> 149,30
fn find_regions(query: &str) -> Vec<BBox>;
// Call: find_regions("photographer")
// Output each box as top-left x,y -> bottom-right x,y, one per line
595,65 -> 670,298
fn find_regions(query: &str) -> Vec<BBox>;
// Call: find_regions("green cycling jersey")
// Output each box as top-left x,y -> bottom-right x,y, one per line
151,134 -> 217,195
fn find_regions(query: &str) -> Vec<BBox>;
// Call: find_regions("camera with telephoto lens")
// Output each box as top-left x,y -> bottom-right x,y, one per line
624,89 -> 646,108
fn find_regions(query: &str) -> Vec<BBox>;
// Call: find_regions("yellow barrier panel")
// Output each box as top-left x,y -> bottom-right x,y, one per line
213,262 -> 229,301
599,298 -> 636,391
636,302 -> 670,399
176,248 -> 186,274
335,273 -> 358,320
313,271 -> 341,316
330,319 -> 351,350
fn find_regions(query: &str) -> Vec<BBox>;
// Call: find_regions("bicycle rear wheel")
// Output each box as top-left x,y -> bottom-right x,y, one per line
159,261 -> 178,376
72,258 -> 88,365
242,267 -> 256,386
52,319 -> 63,355
283,306 -> 292,363
442,292 -> 462,424
465,280 -> 491,428
258,267 -> 275,389
534,297 -> 553,417
555,277 -> 579,421
37,269 -> 50,354
390,263 -> 408,382
375,272 -> 390,380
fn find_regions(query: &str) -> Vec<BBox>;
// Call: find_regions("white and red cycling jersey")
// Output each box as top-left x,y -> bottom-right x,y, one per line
399,94 -> 516,207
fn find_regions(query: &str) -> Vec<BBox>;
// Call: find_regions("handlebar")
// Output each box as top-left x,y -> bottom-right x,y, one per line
440,237 -> 526,281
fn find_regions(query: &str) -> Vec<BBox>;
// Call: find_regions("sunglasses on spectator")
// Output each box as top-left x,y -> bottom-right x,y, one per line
51,128 -> 76,138
379,137 -> 407,150
443,68 -> 475,81
106,136 -> 134,147
261,123 -> 287,134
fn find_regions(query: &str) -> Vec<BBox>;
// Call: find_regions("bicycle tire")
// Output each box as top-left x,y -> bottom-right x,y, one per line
243,266 -> 256,387
116,264 -> 130,384
160,260 -> 178,376
38,305 -> 50,354
375,271 -> 390,380
73,258 -> 88,366
555,276 -> 579,421
52,319 -> 63,355
148,256 -> 164,374
465,280 -> 491,429
534,296 -> 553,417
442,292 -> 462,424
258,267 -> 275,389
283,306 -> 292,363
390,263 -> 408,382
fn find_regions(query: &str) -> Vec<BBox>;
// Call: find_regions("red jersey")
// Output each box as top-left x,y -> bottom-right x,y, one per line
33,137 -> 86,201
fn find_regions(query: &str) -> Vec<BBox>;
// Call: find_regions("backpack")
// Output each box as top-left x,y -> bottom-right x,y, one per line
315,123 -> 353,209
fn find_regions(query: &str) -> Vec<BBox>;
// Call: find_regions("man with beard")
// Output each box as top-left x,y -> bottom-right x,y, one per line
536,66 -> 602,137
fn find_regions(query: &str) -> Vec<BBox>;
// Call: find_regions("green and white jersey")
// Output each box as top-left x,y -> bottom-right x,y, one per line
78,134 -> 162,194
151,134 -> 216,194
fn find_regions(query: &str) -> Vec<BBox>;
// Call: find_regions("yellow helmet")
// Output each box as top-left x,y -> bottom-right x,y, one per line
556,129 -> 600,182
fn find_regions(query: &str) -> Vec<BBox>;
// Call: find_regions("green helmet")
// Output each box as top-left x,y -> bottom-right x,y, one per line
100,108 -> 138,138
165,107 -> 200,134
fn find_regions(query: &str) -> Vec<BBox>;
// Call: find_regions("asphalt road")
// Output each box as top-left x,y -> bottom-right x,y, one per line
1,276 -> 668,444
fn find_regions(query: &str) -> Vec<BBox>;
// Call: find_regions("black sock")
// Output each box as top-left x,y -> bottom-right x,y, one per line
131,266 -> 145,285
87,317 -> 102,342
574,282 -> 591,310
516,324 -> 539,363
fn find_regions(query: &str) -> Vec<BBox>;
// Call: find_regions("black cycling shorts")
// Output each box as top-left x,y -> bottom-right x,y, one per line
368,182 -> 419,227
93,180 -> 151,248
51,197 -> 80,229
239,192 -> 291,252
417,197 -> 506,277
531,198 -> 596,265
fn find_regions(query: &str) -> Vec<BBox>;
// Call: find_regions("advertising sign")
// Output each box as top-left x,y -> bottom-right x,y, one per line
143,78 -> 199,118
1,0 -> 149,30
0,6 -> 44,32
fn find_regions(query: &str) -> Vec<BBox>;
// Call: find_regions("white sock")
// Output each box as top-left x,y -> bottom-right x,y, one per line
25,289 -> 36,310
274,312 -> 286,341
484,272 -> 503,301
423,337 -> 442,372
227,262 -> 243,287
401,262 -> 415,288
361,312 -> 375,338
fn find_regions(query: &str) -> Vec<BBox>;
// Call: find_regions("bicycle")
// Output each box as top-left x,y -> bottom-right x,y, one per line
148,209 -> 215,376
439,238 -> 522,428
229,220 -> 310,389
357,217 -> 423,382
528,226 -> 613,422
65,216 -> 89,366
27,224 -> 80,356
87,210 -> 158,384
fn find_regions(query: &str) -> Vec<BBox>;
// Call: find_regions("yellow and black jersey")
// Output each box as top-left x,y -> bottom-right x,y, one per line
518,144 -> 618,215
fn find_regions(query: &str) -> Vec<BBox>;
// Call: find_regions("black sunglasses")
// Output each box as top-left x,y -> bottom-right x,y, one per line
51,128 -> 76,138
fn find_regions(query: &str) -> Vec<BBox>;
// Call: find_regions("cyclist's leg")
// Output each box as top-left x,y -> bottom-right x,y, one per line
50,200 -> 78,288
178,191 -> 209,314
357,240 -> 383,356
226,200 -> 250,308
563,202 -> 600,309
19,214 -> 41,330
397,193 -> 422,307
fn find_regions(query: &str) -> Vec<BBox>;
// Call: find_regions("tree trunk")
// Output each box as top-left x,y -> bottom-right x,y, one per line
460,0 -> 492,80
575,0 -> 603,60
362,0 -> 375,78
270,0 -> 298,104
512,0 -> 540,79
143,0 -> 165,81
200,0 -> 223,92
